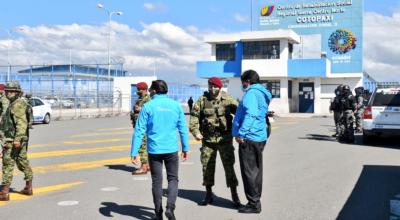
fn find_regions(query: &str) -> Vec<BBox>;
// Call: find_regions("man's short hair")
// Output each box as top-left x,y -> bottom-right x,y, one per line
241,70 -> 260,85
150,80 -> 168,94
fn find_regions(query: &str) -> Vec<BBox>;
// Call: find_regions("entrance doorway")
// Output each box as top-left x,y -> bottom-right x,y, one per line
299,82 -> 314,113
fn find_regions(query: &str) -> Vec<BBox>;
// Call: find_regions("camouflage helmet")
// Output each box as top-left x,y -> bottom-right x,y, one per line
4,81 -> 22,92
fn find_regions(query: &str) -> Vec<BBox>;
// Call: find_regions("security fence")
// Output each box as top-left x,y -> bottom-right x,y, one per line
0,64 -> 206,121
364,81 -> 400,92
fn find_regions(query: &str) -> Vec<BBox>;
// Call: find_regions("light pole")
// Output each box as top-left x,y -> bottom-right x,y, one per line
96,3 -> 123,99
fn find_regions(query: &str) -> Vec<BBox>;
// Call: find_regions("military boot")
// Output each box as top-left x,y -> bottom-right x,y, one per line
0,185 -> 10,201
165,204 -> 176,220
152,207 -> 163,220
230,187 -> 241,208
20,181 -> 33,196
199,186 -> 213,206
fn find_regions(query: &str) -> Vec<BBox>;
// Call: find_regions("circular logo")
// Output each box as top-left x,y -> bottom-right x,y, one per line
328,29 -> 357,54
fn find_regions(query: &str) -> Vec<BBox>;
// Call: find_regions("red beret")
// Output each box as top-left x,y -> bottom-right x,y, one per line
0,84 -> 4,91
208,77 -> 223,88
136,82 -> 148,90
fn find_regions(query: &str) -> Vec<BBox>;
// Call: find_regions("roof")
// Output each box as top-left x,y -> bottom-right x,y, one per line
204,29 -> 301,44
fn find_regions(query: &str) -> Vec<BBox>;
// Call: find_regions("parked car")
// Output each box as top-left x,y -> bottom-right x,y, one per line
363,87 -> 400,142
60,99 -> 74,108
30,97 -> 52,124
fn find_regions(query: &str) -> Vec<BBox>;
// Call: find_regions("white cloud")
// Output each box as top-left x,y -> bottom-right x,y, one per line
143,3 -> 156,10
363,10 -> 400,82
0,22 -> 209,84
143,2 -> 166,12
234,13 -> 249,23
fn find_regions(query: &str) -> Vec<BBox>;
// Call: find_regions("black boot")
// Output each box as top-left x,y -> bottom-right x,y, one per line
165,204 -> 176,220
230,187 -> 241,208
152,207 -> 163,220
199,186 -> 213,206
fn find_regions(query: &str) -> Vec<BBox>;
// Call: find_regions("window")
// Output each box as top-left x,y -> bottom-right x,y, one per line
243,41 -> 280,59
288,80 -> 292,99
261,80 -> 280,98
216,43 -> 236,61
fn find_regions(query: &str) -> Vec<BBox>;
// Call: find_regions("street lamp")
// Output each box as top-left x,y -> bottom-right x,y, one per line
96,3 -> 123,98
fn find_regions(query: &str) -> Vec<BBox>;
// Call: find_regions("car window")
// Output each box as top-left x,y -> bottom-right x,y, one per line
372,92 -> 400,106
35,99 -> 44,106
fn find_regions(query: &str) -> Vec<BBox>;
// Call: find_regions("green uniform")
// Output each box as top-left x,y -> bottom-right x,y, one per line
130,94 -> 151,164
0,94 -> 10,147
189,91 -> 239,188
1,98 -> 32,185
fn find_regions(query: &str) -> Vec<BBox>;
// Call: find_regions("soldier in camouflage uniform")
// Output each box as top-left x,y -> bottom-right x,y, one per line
0,81 -> 33,201
130,82 -> 151,175
0,84 -> 10,159
189,77 -> 241,208
354,87 -> 365,133
330,85 -> 343,137
21,93 -> 34,129
338,85 -> 356,143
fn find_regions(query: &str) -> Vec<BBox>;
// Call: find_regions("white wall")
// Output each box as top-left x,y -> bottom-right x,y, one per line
227,78 -> 244,100
113,76 -> 157,112
318,77 -> 363,114
242,59 -> 287,77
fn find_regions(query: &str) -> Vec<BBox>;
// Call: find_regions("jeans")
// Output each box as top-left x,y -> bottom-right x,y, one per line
149,152 -> 179,212
239,139 -> 266,208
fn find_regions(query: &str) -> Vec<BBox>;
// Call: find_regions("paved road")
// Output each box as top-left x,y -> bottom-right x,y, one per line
0,116 -> 399,220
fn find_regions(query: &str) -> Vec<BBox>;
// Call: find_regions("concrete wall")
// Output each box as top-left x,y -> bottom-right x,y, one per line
242,59 -> 287,77
113,76 -> 157,112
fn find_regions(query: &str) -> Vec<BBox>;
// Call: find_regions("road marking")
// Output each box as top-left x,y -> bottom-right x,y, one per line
132,177 -> 149,181
63,138 -> 130,145
29,141 -> 198,159
33,157 -> 130,174
28,145 -> 131,159
70,131 -> 132,138
101,187 -> 120,192
30,143 -> 58,148
0,181 -> 84,207
181,162 -> 194,165
97,127 -> 131,132
57,200 -> 80,206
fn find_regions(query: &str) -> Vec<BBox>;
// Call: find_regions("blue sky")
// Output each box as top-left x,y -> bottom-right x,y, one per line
1,0 -> 398,32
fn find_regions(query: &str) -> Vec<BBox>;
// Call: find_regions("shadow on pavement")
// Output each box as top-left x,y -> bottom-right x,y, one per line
105,165 -> 133,173
337,165 -> 400,220
354,135 -> 400,149
99,202 -> 154,219
168,189 -> 237,210
299,134 -> 337,142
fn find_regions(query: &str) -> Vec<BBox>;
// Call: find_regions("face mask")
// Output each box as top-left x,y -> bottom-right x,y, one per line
209,87 -> 220,96
136,91 -> 142,96
241,85 -> 248,92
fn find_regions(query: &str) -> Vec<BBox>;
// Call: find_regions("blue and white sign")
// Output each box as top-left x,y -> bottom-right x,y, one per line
259,0 -> 363,74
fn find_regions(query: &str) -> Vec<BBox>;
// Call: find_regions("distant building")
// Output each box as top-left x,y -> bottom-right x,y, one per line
196,0 -> 364,114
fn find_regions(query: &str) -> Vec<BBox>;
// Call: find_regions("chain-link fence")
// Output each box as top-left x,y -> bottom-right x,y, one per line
0,64 -> 206,121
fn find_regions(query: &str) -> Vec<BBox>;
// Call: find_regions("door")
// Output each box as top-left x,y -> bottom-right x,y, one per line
299,82 -> 314,113
131,84 -> 138,111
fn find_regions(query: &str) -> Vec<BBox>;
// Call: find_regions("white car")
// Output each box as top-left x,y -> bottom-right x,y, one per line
363,87 -> 400,142
30,97 -> 52,124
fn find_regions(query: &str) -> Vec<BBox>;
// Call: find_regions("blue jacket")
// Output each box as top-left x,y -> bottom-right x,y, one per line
232,84 -> 272,142
130,94 -> 190,156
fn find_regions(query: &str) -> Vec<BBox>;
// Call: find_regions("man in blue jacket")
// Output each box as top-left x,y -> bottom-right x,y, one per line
232,70 -> 272,214
131,80 -> 190,220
